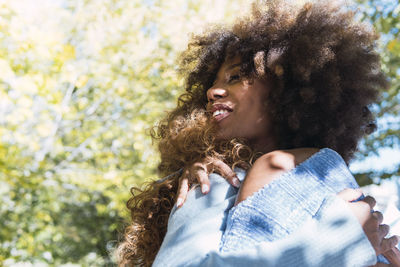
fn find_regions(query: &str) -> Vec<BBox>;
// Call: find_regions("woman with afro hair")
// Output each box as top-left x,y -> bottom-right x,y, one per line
117,0 -> 400,266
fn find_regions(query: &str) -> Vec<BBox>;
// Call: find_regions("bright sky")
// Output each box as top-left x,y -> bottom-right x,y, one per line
350,147 -> 400,173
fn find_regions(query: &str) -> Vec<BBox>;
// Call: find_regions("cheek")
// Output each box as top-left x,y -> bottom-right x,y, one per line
249,98 -> 270,131
248,96 -> 267,118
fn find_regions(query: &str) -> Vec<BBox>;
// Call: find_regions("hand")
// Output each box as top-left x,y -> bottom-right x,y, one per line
176,157 -> 240,207
382,247 -> 400,267
338,189 -> 400,263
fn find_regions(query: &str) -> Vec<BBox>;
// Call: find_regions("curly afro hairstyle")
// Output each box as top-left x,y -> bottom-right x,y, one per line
179,0 -> 388,163
117,0 -> 389,266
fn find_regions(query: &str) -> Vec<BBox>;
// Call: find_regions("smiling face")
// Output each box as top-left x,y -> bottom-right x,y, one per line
206,58 -> 276,152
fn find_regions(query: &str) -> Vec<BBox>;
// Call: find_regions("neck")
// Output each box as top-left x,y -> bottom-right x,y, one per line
250,135 -> 277,154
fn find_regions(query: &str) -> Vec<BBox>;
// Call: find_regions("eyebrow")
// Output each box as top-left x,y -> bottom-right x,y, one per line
211,63 -> 242,86
226,63 -> 241,71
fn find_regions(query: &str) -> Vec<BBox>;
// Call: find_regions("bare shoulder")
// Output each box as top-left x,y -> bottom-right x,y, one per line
261,148 -> 320,171
235,148 -> 320,205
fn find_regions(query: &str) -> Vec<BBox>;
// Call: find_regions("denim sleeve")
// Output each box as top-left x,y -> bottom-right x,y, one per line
220,148 -> 360,252
153,149 -> 377,267
220,148 -> 387,264
152,172 -> 242,267
154,185 -> 376,267
189,195 -> 376,267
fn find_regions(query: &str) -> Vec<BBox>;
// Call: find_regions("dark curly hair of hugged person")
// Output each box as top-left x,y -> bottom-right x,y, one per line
117,1 -> 389,266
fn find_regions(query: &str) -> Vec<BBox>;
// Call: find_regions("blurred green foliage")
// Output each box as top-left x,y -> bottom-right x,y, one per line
353,0 -> 400,185
0,0 -> 398,265
0,0 -> 250,265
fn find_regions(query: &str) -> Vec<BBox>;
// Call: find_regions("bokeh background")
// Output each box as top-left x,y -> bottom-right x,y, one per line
0,0 -> 399,266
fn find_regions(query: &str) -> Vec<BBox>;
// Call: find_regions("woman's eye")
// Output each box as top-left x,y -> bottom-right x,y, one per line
228,74 -> 240,83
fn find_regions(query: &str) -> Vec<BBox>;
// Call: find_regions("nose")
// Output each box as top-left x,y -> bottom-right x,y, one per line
206,87 -> 228,102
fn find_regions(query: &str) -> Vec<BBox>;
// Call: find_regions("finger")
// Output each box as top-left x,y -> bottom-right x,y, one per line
379,224 -> 390,239
362,195 -> 377,210
212,159 -> 240,188
176,177 -> 189,208
337,188 -> 364,202
381,235 -> 400,254
383,247 -> 400,267
194,168 -> 210,194
372,263 -> 392,267
373,211 -> 384,225
190,162 -> 210,194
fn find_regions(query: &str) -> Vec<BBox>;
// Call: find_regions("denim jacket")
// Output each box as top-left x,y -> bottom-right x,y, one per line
153,148 -> 378,266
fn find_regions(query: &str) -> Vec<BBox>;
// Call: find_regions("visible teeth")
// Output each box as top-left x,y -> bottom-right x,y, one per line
213,109 -> 228,117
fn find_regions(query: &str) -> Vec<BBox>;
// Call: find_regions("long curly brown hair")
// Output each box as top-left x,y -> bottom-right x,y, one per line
117,0 -> 389,265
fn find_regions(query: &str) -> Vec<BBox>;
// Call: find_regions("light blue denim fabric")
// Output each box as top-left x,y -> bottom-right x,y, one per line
153,148 -> 378,266
220,148 -> 360,250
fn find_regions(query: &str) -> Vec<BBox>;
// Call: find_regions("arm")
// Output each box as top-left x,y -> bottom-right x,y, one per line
153,172 -> 393,267
221,148 -> 398,265
188,194 -> 378,267
221,148 -> 361,251
156,149 -> 398,266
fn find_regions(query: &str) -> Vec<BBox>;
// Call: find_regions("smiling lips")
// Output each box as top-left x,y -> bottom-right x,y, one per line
210,104 -> 233,122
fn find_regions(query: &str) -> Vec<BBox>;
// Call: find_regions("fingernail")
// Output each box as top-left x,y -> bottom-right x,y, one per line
202,184 -> 209,194
232,177 -> 241,188
176,198 -> 183,207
